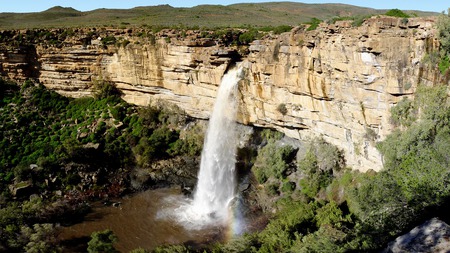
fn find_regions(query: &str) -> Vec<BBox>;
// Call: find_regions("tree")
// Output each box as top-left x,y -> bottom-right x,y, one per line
438,9 -> 450,55
93,80 -> 122,100
21,223 -> 60,253
437,9 -> 450,73
87,229 -> 118,253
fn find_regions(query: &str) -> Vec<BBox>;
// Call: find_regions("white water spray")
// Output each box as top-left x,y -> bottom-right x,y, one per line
163,66 -> 243,230
190,66 -> 242,223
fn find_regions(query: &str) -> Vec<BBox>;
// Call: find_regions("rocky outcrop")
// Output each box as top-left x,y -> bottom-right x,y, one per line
384,218 -> 450,253
0,17 -> 446,171
0,45 -> 39,81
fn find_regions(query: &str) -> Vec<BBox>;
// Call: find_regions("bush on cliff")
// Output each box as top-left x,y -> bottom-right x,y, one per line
385,9 -> 410,18
251,130 -> 296,185
306,17 -> 322,31
436,9 -> 450,74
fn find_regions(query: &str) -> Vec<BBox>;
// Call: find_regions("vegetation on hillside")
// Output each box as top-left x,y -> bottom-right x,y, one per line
0,3 -> 436,30
0,78 -> 203,252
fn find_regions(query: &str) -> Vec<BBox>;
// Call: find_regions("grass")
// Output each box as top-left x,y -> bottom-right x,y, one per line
0,3 -> 437,30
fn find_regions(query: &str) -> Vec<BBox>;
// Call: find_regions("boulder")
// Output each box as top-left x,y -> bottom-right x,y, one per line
384,218 -> 450,253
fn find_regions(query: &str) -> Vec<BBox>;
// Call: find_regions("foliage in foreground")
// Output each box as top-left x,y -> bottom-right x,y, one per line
87,229 -> 118,253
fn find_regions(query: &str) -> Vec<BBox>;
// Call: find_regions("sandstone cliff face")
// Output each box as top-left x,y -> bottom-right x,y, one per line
241,17 -> 442,171
0,17 -> 445,171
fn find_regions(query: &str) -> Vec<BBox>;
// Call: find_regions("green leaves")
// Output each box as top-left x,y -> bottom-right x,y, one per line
389,97 -> 416,127
306,18 -> 322,31
252,141 -> 296,184
437,10 -> 450,74
238,83 -> 450,253
93,80 -> 122,100
348,84 -> 450,246
87,229 -> 118,253
385,9 -> 410,18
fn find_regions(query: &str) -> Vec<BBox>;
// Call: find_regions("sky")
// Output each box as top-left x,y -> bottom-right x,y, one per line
1,0 -> 448,13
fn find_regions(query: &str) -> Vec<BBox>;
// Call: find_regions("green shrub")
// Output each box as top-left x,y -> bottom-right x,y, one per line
291,225 -> 346,253
297,139 -> 343,199
213,233 -> 260,252
351,15 -> 372,27
101,36 -> 116,46
253,143 -> 295,181
167,123 -> 203,157
93,80 -> 122,100
385,9 -> 410,18
258,201 -> 317,252
21,223 -> 60,253
260,128 -> 284,141
389,97 -> 416,127
439,54 -> 450,74
438,9 -> 450,52
87,229 -> 118,253
238,29 -> 259,44
267,183 -> 280,196
272,25 -> 292,34
306,18 -> 322,31
281,181 -> 295,193
415,84 -> 448,122
152,244 -> 191,253
259,25 -> 292,34
437,10 -> 450,74
328,16 -> 355,24
277,103 -> 287,115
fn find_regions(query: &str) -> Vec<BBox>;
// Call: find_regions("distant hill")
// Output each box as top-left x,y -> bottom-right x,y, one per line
0,2 -> 437,30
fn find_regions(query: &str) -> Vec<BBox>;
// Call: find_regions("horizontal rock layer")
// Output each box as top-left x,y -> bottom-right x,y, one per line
0,16 -> 447,171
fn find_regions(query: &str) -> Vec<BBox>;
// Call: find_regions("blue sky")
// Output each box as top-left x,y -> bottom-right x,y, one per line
1,1 -> 449,13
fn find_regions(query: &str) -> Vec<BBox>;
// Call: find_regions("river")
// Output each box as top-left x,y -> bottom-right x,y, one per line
58,188 -> 225,252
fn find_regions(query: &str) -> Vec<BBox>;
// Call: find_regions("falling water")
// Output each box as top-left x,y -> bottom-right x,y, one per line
190,66 -> 242,224
163,66 -> 243,230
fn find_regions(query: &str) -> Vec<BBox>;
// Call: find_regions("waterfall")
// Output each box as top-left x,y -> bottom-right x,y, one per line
164,66 -> 243,230
190,66 -> 242,224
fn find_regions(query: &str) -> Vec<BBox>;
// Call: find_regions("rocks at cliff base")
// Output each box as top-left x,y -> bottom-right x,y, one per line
384,218 -> 450,253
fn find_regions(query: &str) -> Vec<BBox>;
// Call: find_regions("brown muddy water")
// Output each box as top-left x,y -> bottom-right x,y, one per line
58,188 -> 227,252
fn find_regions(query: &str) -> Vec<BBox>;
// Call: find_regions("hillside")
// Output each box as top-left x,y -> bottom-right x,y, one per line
0,2 -> 437,30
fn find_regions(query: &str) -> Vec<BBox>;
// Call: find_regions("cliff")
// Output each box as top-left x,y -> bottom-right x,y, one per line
0,16 -> 446,171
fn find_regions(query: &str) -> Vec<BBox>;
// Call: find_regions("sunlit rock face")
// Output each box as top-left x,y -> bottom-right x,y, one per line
0,16 -> 446,172
384,218 -> 450,253
240,17 -> 443,172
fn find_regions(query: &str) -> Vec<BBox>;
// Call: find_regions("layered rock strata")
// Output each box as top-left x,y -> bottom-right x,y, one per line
0,16 -> 445,171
